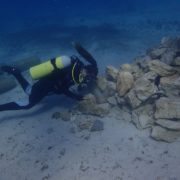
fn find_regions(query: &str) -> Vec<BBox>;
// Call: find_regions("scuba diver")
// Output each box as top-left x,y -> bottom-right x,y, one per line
0,42 -> 98,111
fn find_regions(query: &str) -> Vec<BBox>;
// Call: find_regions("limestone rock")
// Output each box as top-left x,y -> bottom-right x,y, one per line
156,119 -> 180,131
160,50 -> 176,65
148,60 -> 177,76
132,104 -> 155,129
121,64 -> 132,72
131,64 -> 144,80
160,37 -> 180,49
77,94 -> 110,117
92,103 -> 110,117
155,98 -> 180,120
78,94 -> 96,113
173,56 -> 180,66
115,94 -> 127,107
105,66 -> 118,82
134,72 -> 158,101
117,71 -> 134,97
106,81 -> 116,96
96,76 -> 108,92
160,74 -> 180,97
125,89 -> 142,109
107,96 -> 117,106
75,115 -> 94,131
133,55 -> 151,73
92,87 -> 107,104
148,48 -> 167,59
151,126 -> 180,143
125,72 -> 158,109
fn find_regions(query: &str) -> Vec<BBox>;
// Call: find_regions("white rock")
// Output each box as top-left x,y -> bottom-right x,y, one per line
149,48 -> 167,59
151,126 -> 180,143
116,71 -> 134,97
132,104 -> 155,129
155,98 -> 180,120
121,64 -> 132,72
160,74 -> 180,97
148,60 -> 177,76
173,56 -> 180,66
96,76 -> 108,92
156,119 -> 180,131
105,66 -> 118,82
125,72 -> 158,109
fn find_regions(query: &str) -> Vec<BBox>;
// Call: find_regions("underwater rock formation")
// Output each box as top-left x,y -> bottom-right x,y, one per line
76,36 -> 180,142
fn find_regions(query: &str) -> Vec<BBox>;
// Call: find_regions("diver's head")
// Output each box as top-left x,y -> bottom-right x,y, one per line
71,55 -> 98,85
72,64 -> 97,85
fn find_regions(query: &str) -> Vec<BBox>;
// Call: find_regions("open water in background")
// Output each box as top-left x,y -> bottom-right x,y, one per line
0,0 -> 180,71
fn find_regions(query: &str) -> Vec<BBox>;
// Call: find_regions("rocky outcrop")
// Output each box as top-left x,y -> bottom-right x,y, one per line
160,74 -> 180,97
151,126 -> 180,143
75,37 -> 180,142
173,56 -> 180,66
148,60 -> 177,76
77,94 -> 110,117
125,72 -> 158,109
132,104 -> 155,129
116,71 -> 134,97
105,66 -> 118,82
155,98 -> 180,120
156,120 -> 180,131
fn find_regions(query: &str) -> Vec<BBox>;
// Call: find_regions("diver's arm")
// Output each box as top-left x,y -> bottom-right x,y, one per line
72,42 -> 98,75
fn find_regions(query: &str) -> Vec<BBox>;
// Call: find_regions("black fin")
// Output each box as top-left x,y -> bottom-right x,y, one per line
72,42 -> 97,68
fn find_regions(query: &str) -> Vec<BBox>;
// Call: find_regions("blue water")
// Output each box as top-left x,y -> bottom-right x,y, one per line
0,0 -> 180,72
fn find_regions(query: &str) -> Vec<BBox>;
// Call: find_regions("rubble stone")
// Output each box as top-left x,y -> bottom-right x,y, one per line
117,71 -> 134,97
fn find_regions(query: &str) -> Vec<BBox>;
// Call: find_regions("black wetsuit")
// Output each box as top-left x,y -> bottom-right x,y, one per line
0,61 -> 83,111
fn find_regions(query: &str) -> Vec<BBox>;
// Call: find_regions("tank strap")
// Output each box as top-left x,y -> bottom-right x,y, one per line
50,58 -> 58,70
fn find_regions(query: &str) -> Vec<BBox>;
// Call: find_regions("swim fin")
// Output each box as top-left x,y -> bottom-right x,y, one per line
72,42 -> 98,68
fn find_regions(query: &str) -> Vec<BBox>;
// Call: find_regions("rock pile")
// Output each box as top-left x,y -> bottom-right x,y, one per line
77,37 -> 180,142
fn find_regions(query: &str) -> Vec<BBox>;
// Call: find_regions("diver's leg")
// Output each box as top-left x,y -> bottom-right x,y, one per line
0,81 -> 47,111
1,66 -> 31,95
0,101 -> 34,111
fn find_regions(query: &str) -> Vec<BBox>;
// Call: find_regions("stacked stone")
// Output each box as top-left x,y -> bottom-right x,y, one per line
77,37 -> 180,142
0,56 -> 41,94
117,37 -> 180,142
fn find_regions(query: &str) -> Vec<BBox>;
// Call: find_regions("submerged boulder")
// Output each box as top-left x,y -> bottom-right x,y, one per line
148,47 -> 167,59
96,76 -> 108,92
173,56 -> 180,66
160,74 -> 180,97
151,126 -> 180,143
125,72 -> 158,109
156,119 -> 180,131
132,104 -> 155,129
105,66 -> 118,82
148,60 -> 177,76
160,50 -> 176,65
77,94 -> 110,117
155,98 -> 180,120
160,37 -> 180,50
116,71 -> 134,97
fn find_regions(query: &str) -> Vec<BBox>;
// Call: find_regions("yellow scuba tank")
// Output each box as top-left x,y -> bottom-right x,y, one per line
29,56 -> 71,80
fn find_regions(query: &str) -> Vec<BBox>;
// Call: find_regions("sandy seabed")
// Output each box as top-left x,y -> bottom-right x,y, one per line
0,85 -> 180,180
